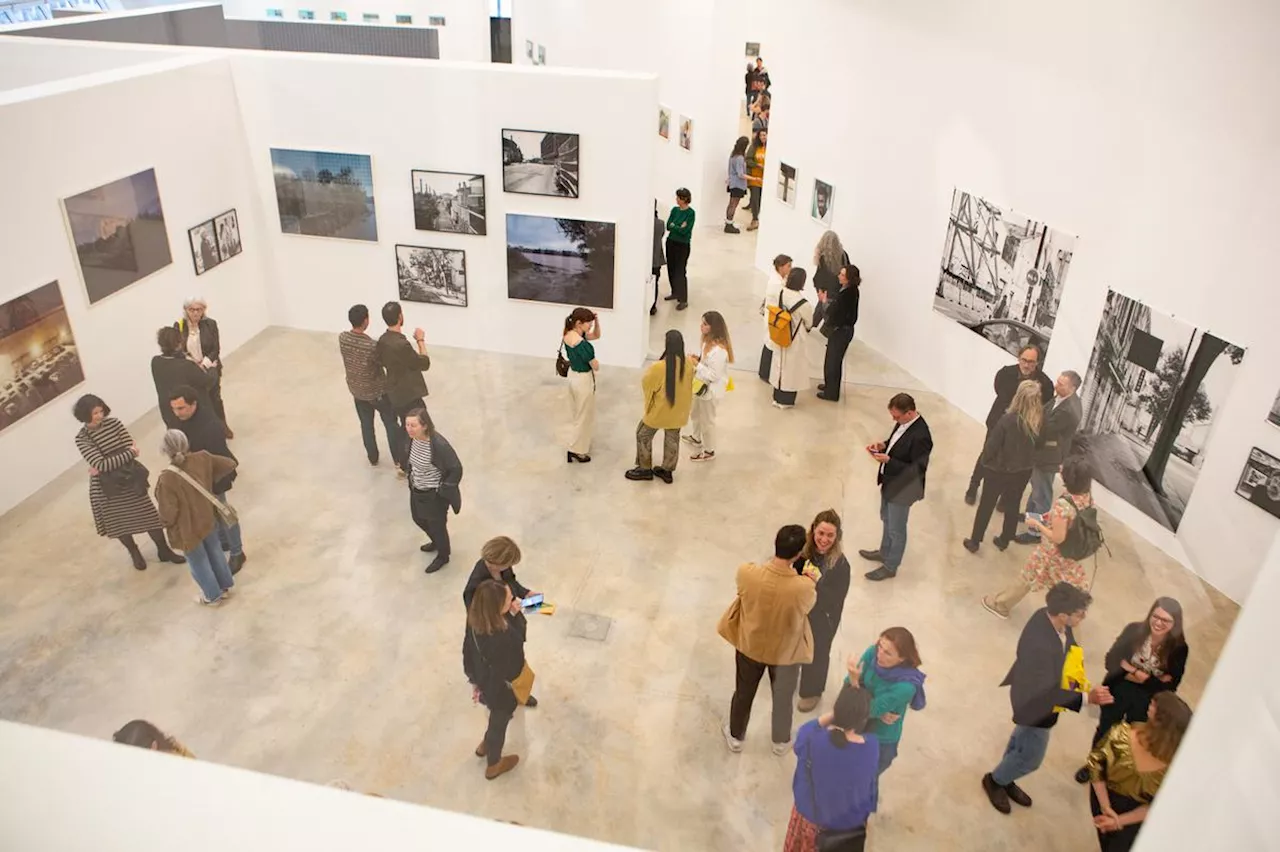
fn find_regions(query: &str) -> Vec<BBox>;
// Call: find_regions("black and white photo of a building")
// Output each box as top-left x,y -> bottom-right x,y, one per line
506,214 -> 614,309
1235,447 -> 1280,520
396,245 -> 467,307
501,129 -> 579,198
933,188 -> 1075,359
1075,289 -> 1246,531
411,170 -> 486,235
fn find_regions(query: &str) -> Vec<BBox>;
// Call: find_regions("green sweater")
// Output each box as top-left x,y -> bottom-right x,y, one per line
666,206 -> 695,244
846,644 -> 917,745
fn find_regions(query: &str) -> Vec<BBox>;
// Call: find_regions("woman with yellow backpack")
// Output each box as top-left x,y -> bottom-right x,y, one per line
765,268 -> 815,409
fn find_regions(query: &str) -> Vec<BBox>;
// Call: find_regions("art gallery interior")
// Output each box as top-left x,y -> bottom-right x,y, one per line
0,1 -> 1277,850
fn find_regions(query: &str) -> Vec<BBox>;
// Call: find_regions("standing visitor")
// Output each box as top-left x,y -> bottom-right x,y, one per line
338,304 -> 399,467
462,579 -> 528,780
1016,370 -> 1084,544
982,455 -> 1096,619
561,307 -> 601,464
403,408 -> 463,574
963,380 -> 1043,553
463,536 -> 540,708
744,62 -> 758,116
151,327 -> 213,430
725,136 -> 749,233
784,684 -> 878,852
812,231 -> 850,303
745,128 -> 767,231
168,386 -> 247,575
625,330 -> 694,484
72,394 -> 184,571
376,301 -> 431,472
981,583 -> 1114,815
754,57 -> 771,90
664,188 -> 695,310
175,297 -> 230,438
154,429 -> 238,606
796,510 -> 852,713
766,267 -> 815,408
858,393 -> 932,581
650,203 -> 665,315
758,254 -> 793,382
965,345 -> 1053,505
686,311 -> 734,463
815,265 -> 861,402
848,628 -> 926,776
1087,692 -> 1192,851
718,524 -> 816,755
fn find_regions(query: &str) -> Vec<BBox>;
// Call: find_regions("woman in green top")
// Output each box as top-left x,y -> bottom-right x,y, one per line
847,626 -> 927,775
562,307 -> 601,463
664,188 -> 695,310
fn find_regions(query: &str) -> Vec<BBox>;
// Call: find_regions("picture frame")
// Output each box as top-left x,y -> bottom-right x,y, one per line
396,244 -> 468,307
501,129 -> 579,198
506,213 -> 615,310
63,167 -> 172,305
270,148 -> 378,242
410,170 -> 486,235
214,209 -> 243,261
187,219 -> 220,276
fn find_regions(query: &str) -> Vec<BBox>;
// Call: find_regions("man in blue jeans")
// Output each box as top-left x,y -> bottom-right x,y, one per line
168,386 -> 247,575
858,393 -> 932,581
982,583 -> 1112,814
1015,370 -> 1083,544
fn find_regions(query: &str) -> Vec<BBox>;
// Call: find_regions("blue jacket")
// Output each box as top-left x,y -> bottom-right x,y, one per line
727,155 -> 748,191
791,719 -> 879,831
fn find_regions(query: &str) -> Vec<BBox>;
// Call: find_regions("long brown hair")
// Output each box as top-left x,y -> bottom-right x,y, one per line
563,307 -> 595,335
701,310 -> 735,363
801,509 -> 843,565
1138,692 -> 1192,763
1008,380 -> 1044,438
467,579 -> 510,635
880,627 -> 922,668
1135,597 -> 1187,672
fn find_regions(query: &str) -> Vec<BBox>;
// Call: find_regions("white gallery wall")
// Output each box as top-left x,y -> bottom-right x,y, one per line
751,0 -> 1280,603
0,46 -> 276,517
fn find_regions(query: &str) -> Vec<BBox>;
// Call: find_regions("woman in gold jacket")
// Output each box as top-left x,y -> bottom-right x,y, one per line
625,330 -> 695,484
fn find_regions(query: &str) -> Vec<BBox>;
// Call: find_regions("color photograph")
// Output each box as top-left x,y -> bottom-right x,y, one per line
1267,388 -> 1280,428
215,209 -> 242,260
270,148 -> 377,241
777,162 -> 797,207
0,281 -> 84,433
411,170 -> 486,235
187,219 -> 220,276
811,178 -> 833,225
1235,447 -> 1280,520
63,168 -> 172,305
679,115 -> 693,151
329,10 -> 346,21
506,214 -> 615,309
501,130 -> 579,198
657,107 -> 671,140
396,245 -> 467,307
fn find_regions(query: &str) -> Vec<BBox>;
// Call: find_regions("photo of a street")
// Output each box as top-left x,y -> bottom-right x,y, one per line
411,170 -> 485,235
501,130 -> 579,198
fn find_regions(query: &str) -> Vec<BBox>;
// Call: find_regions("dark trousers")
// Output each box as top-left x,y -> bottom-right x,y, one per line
409,487 -> 450,559
823,326 -> 854,399
748,185 -> 762,220
1089,788 -> 1144,852
354,395 -> 399,464
666,238 -> 690,302
757,345 -> 773,383
651,266 -> 661,311
799,611 -> 840,699
1092,681 -> 1155,746
970,468 -> 1032,543
208,365 -> 228,426
483,702 -> 516,767
729,650 -> 800,744
967,438 -> 993,494
392,397 -> 426,469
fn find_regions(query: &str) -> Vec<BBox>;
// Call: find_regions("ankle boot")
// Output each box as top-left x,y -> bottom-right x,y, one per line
120,537 -> 147,571
148,529 -> 185,564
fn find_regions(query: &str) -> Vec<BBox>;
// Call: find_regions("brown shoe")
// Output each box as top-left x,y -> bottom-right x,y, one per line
797,695 -> 820,713
746,220 -> 759,231
484,754 -> 520,780
475,740 -> 487,758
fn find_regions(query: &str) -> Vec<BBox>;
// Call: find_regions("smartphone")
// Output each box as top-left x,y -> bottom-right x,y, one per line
521,593 -> 544,611
1025,512 -> 1039,523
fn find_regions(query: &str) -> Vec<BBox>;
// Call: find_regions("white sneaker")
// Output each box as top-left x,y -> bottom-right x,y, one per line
722,723 -> 743,753
196,594 -> 223,607
772,741 -> 790,756
690,451 -> 716,462
981,596 -> 1009,620
681,434 -> 701,446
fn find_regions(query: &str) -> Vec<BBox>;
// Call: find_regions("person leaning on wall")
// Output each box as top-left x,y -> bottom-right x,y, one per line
175,296 -> 231,438
561,307 -> 601,464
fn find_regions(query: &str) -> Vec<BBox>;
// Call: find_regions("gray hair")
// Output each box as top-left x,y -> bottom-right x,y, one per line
1062,370 -> 1083,390
815,230 -> 845,273
160,429 -> 190,464
182,296 -> 207,311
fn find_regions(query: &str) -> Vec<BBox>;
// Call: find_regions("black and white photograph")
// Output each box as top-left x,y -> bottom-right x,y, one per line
63,168 -> 172,305
1267,388 -> 1280,428
745,41 -> 760,57
215,209 -> 242,260
1075,289 -> 1246,531
525,39 -> 533,59
679,116 -> 693,151
777,162 -> 797,207
396,245 -> 467,307
1235,447 -> 1280,520
270,148 -> 377,242
410,170 -> 486,235
187,219 -> 220,275
502,130 -> 579,198
933,187 -> 1076,358
811,178 -> 833,226
0,281 -> 84,433
506,213 -> 615,310
537,44 -> 546,65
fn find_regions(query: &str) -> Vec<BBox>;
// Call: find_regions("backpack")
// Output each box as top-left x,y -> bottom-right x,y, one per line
766,290 -> 807,348
1056,496 -> 1104,561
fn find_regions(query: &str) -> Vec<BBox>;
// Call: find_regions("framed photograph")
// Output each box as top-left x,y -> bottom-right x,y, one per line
525,39 -> 533,59
396,245 -> 467,307
506,213 -> 615,310
679,115 -> 693,151
1235,447 -> 1280,519
537,44 -> 546,65
270,148 -> 377,241
187,219 -> 220,275
394,13 -> 411,23
1267,388 -> 1280,428
410,170 -> 486,235
214,209 -> 242,260
63,167 -> 172,305
428,14 -> 444,25
657,106 -> 671,140
0,281 -> 85,434
329,10 -> 346,21
298,9 -> 314,19
501,129 -> 579,198
811,178 -> 833,225
266,7 -> 283,17
745,41 -> 760,57
777,162 -> 797,207
362,12 -> 379,22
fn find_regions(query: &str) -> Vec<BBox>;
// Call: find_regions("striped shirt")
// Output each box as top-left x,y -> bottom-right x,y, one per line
338,330 -> 385,402
408,438 -> 442,490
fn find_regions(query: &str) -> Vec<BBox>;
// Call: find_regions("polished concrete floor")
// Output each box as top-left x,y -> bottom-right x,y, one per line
0,221 -> 1238,851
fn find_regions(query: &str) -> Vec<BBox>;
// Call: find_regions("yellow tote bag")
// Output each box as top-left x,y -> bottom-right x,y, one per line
1053,645 -> 1090,713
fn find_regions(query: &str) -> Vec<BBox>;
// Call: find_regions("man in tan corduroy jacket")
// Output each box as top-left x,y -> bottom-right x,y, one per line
717,524 -> 817,754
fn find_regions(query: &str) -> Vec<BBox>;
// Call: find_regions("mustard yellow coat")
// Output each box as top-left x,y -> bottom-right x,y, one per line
641,357 -> 696,430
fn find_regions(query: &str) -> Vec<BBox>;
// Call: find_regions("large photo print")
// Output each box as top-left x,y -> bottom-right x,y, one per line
0,281 -> 85,433
271,148 -> 378,241
63,168 -> 172,305
396,245 -> 467,307
501,130 -> 580,198
506,214 -> 615,309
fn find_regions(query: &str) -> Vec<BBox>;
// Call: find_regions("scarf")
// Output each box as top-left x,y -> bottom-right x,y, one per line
873,657 -> 928,712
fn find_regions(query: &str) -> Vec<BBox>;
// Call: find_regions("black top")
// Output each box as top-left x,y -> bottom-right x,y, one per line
1101,622 -> 1189,693
376,330 -> 430,409
1033,393 -> 1083,467
1001,607 -> 1084,728
824,284 -> 860,331
812,252 -> 849,299
980,411 -> 1037,473
984,364 -> 1054,431
175,316 -> 222,365
463,559 -> 530,611
463,617 -> 526,712
652,215 -> 665,268
175,403 -> 237,492
151,355 -> 213,430
877,416 -> 932,505
808,553 -> 851,629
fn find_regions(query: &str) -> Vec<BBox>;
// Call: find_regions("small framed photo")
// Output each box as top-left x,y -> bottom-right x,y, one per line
812,178 -> 834,225
777,162 -> 797,207
213,209 -> 242,261
188,219 -> 220,276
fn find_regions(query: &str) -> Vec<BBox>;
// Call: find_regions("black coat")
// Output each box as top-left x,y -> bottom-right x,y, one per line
175,403 -> 237,492
406,431 -> 464,513
823,284 -> 860,331
807,553 -> 851,633
1033,393 -> 1083,467
1101,622 -> 1188,694
463,619 -> 526,713
812,252 -> 849,299
175,316 -> 222,365
877,416 -> 932,505
463,559 -> 530,611
980,412 -> 1037,474
1001,607 -> 1084,728
984,364 -> 1053,430
376,330 -> 430,409
151,355 -> 213,430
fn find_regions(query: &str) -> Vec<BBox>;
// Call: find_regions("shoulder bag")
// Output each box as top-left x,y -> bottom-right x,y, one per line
555,341 -> 570,378
471,629 -> 536,705
165,464 -> 238,526
86,430 -> 149,500
804,737 -> 869,852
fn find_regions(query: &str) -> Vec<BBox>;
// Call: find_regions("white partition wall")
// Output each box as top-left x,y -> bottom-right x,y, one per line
752,0 -> 1280,602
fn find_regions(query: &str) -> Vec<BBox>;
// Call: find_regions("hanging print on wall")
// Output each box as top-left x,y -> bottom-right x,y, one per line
1236,447 -> 1280,520
777,163 -> 797,207
411,171 -> 486,235
187,219 -> 220,275
1267,388 -> 1280,428
396,245 -> 467,307
502,130 -> 579,198
63,167 -> 172,305
506,214 -> 615,310
679,116 -> 693,151
0,281 -> 85,433
215,209 -> 243,260
658,107 -> 671,140
270,148 -> 377,241
811,179 -> 833,225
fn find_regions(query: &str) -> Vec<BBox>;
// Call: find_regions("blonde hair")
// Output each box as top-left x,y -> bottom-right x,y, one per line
801,509 -> 843,565
814,230 -> 845,272
1139,692 -> 1192,763
481,536 -> 522,568
701,311 -> 735,363
1008,380 -> 1044,438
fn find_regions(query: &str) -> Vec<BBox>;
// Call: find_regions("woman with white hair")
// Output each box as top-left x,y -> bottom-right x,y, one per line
175,297 -> 230,438
154,429 -> 238,605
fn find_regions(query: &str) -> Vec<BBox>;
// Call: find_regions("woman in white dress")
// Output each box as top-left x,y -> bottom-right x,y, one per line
766,268 -> 815,408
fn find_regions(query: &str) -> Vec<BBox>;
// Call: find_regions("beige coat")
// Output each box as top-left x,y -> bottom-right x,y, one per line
154,450 -> 237,551
717,560 -> 817,666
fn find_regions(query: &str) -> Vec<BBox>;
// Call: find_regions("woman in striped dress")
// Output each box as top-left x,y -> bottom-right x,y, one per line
73,394 -> 184,571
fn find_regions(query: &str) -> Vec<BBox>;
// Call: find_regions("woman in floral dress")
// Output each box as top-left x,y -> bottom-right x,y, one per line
982,455 -> 1093,619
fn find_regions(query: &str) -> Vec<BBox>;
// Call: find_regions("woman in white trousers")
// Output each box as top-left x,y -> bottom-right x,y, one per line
686,310 -> 734,462
562,308 -> 601,463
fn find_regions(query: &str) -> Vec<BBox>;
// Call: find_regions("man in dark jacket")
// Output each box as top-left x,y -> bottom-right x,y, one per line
965,345 -> 1053,504
981,583 -> 1112,814
1015,370 -> 1084,544
168,385 -> 246,574
858,393 -> 932,581
376,301 -> 431,472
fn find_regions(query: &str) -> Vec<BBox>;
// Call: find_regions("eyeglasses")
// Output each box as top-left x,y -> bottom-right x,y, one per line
1150,614 -> 1175,626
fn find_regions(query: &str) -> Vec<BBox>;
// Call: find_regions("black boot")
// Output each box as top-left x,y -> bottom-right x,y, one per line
148,529 -> 185,564
119,535 -> 147,571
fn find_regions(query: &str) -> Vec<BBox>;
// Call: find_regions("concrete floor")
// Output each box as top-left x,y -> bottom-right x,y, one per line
0,220 -> 1238,851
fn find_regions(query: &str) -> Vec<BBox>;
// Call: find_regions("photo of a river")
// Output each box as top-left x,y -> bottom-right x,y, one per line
506,214 -> 615,309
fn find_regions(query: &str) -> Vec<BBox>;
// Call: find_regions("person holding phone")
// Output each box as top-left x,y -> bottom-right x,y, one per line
858,394 -> 932,581
462,579 -> 528,780
462,536 -> 541,709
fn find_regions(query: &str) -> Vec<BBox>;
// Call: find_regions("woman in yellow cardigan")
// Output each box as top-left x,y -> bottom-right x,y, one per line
625,330 -> 695,484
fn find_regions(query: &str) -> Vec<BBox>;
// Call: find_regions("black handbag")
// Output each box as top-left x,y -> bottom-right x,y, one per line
87,431 -> 150,499
555,342 -> 570,378
804,739 -> 869,852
